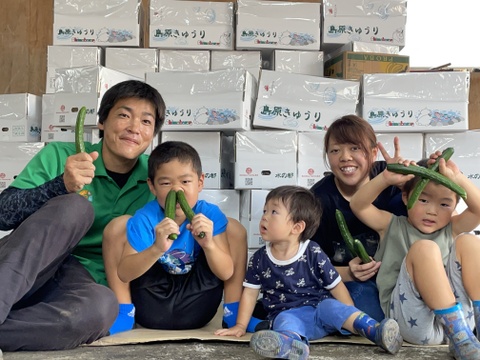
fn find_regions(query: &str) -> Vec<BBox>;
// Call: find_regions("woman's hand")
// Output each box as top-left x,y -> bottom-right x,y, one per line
378,136 -> 402,164
349,257 -> 381,281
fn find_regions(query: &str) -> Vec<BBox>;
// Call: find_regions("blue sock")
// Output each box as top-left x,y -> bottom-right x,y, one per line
223,301 -> 239,328
223,301 -> 264,333
473,300 -> 480,332
435,303 -> 480,358
109,303 -> 135,335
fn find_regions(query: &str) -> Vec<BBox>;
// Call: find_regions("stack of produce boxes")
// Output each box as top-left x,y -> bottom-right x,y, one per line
9,0 -> 480,253
0,94 -> 44,237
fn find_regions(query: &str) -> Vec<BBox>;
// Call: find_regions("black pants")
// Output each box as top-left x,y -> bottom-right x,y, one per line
131,250 -> 224,330
0,194 -> 117,351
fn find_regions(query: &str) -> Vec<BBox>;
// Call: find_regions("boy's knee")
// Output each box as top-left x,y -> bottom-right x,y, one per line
103,215 -> 131,247
407,240 -> 441,261
226,218 -> 247,247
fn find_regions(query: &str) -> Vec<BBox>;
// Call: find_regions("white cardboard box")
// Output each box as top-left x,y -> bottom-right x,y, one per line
41,94 -> 74,142
274,50 -> 324,77
325,41 -> 400,62
52,66 -> 141,126
159,50 -> 210,72
147,70 -> 256,132
240,189 -> 269,248
198,189 -> 240,220
236,0 -> 321,50
52,93 -> 99,127
424,131 -> 480,190
253,70 -> 359,131
376,133 -> 424,162
0,142 -> 45,193
297,132 -> 329,189
46,46 -> 103,93
41,94 -> 97,143
53,65 -> 140,97
0,94 -> 42,142
234,130 -> 297,189
105,48 -> 158,79
161,131 -> 234,189
210,50 -> 262,82
322,0 -> 407,50
53,0 -> 142,47
47,46 -> 104,68
149,0 -> 234,50
362,72 -> 470,133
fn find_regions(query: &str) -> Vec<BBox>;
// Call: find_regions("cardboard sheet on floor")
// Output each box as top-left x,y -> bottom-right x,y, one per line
88,307 -> 425,347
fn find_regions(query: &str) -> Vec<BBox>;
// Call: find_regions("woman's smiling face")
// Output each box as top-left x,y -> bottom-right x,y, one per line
327,138 -> 377,191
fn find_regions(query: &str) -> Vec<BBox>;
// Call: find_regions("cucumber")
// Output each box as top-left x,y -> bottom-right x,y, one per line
354,239 -> 372,264
75,106 -> 87,153
407,147 -> 454,209
335,209 -> 358,259
387,163 -> 467,201
165,189 -> 178,240
176,190 -> 205,239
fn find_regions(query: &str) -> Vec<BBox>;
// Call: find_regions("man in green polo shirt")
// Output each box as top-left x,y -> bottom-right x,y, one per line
0,80 -> 166,351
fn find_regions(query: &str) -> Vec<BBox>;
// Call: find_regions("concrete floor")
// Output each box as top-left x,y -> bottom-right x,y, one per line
1,342 -> 452,360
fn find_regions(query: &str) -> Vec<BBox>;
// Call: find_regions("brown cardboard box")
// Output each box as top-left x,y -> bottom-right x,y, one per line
324,51 -> 409,81
469,71 -> 480,130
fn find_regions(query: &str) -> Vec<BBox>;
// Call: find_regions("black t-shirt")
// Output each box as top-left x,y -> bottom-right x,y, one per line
106,168 -> 134,189
310,161 -> 407,266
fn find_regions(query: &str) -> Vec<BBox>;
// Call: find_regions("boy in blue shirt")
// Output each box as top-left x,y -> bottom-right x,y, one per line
104,141 -> 259,332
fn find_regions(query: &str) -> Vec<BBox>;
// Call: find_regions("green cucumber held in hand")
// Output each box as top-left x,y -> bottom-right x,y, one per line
354,239 -> 372,264
335,209 -> 359,260
75,106 -> 87,153
335,209 -> 371,263
407,147 -> 454,209
165,189 -> 178,240
387,162 -> 467,201
176,190 -> 205,239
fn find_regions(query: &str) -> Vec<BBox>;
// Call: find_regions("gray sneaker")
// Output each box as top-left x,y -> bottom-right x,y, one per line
375,318 -> 403,355
250,330 -> 309,360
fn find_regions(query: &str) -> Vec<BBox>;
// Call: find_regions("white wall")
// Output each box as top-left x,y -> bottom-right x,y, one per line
400,1 -> 480,68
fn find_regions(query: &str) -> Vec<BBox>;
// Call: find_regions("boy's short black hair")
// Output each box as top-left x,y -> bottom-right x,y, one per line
265,185 -> 322,242
97,80 -> 166,136
148,141 -> 202,181
402,159 -> 460,203
402,159 -> 429,196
